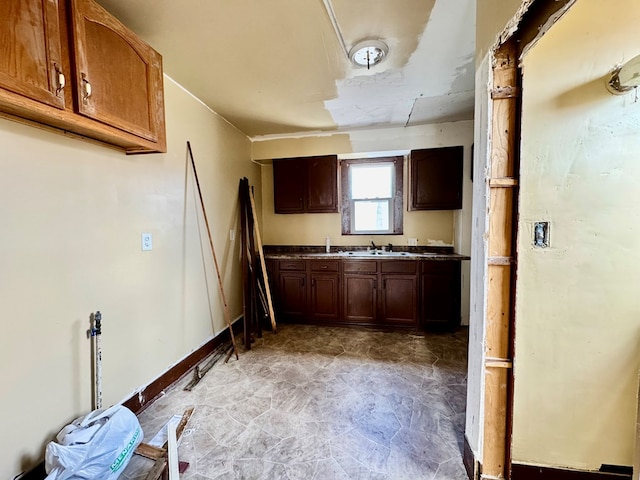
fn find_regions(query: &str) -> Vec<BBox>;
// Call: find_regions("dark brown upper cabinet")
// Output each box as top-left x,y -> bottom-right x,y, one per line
0,0 -> 166,153
273,155 -> 338,214
409,146 -> 463,210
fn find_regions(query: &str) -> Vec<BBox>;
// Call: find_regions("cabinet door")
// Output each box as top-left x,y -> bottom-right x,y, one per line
410,146 -> 463,210
307,155 -> 338,213
70,0 -> 165,144
381,275 -> 418,326
273,159 -> 306,213
277,272 -> 307,321
0,0 -> 65,109
310,273 -> 340,322
421,261 -> 461,330
343,274 -> 377,324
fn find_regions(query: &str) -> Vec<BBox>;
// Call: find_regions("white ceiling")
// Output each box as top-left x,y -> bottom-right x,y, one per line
96,0 -> 476,139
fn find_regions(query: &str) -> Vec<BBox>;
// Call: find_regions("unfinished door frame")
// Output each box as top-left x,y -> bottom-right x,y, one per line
479,1 -> 577,479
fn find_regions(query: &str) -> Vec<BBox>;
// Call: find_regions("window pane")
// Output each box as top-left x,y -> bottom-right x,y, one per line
351,164 -> 392,199
353,200 -> 390,231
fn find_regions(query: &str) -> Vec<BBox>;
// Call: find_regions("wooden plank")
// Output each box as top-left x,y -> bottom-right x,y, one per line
491,42 -> 518,179
248,185 -> 277,333
488,256 -> 514,266
486,265 -> 511,361
489,188 -> 514,258
489,178 -> 518,188
485,358 -> 513,369
482,367 -> 509,477
187,142 -> 238,361
135,443 -> 166,460
491,86 -> 520,99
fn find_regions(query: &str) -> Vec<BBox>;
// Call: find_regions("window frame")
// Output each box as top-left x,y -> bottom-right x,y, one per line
340,156 -> 404,235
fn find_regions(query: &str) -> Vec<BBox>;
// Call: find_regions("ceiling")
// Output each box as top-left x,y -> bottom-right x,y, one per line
97,0 -> 476,139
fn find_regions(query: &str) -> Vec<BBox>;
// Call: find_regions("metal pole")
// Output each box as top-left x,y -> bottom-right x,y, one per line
91,311 -> 102,410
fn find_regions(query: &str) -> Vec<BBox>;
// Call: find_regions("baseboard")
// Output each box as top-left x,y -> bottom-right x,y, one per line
16,319 -> 244,480
464,434 -> 480,479
122,318 -> 244,413
511,463 -> 632,479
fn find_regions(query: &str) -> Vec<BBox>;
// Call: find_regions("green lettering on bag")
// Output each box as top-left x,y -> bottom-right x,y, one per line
110,426 -> 141,472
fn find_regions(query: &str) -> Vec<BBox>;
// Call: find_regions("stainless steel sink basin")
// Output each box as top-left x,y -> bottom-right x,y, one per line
340,250 -> 411,257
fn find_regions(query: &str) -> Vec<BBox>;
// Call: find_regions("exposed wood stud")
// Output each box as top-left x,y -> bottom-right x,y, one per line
488,256 -> 514,266
486,358 -> 514,369
491,86 -> 521,99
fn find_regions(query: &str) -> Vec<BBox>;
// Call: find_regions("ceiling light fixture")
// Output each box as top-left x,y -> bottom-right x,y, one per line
349,40 -> 389,70
606,53 -> 640,95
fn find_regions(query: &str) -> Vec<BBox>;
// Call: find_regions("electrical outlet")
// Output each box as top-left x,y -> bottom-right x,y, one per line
408,238 -> 418,246
230,229 -> 235,241
142,232 -> 153,251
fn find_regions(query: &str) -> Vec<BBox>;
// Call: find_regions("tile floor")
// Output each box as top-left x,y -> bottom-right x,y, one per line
122,324 -> 469,480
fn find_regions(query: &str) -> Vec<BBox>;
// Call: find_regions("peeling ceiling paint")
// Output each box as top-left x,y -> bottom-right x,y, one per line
96,0 -> 476,138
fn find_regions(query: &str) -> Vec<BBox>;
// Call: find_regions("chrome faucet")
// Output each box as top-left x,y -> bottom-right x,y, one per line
370,240 -> 377,251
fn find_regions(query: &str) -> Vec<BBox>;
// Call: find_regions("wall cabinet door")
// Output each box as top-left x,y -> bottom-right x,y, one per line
273,155 -> 338,214
310,273 -> 340,321
421,261 -> 461,330
0,0 -> 65,109
307,155 -> 338,213
343,274 -> 377,324
410,146 -> 463,210
70,0 -> 165,144
273,159 -> 306,213
381,275 -> 418,326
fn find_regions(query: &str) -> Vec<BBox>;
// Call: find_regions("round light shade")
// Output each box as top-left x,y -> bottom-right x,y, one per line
349,40 -> 388,69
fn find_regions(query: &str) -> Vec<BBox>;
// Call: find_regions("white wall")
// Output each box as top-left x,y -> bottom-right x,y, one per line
0,77 -> 258,479
513,0 -> 640,469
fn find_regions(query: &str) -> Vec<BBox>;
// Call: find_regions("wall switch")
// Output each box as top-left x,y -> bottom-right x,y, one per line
230,229 -> 235,241
408,238 -> 418,246
142,233 -> 153,251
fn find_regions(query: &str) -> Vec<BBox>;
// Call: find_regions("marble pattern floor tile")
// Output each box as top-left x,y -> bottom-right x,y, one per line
123,325 -> 468,480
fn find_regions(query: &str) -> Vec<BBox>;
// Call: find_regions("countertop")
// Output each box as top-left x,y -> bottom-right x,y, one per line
264,251 -> 470,261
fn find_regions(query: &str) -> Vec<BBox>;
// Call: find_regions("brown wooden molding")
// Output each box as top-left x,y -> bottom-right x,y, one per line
512,464 -> 632,479
123,318 -> 243,414
464,435 -> 480,480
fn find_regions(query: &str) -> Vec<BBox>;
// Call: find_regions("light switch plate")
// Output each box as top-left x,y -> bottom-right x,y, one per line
142,232 -> 153,251
408,238 -> 418,246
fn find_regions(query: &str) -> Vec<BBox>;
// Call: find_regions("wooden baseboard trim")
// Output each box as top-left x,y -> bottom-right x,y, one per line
464,434 -> 479,479
512,463 -> 632,479
123,318 -> 244,414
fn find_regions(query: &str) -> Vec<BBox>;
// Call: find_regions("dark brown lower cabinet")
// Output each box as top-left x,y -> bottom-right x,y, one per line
421,261 -> 461,330
343,274 -> 377,324
270,256 -> 460,331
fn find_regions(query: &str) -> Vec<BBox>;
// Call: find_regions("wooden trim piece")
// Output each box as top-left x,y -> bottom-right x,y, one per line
122,319 -> 242,414
464,434 -> 480,480
488,256 -> 514,266
135,443 -> 166,460
486,358 -> 513,369
511,464 -> 631,479
486,265 -> 512,364
489,188 -> 515,258
489,178 -> 519,188
491,86 -> 521,99
483,367 -> 509,476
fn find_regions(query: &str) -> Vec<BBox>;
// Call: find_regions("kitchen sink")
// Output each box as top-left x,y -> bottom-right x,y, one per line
340,250 -> 411,257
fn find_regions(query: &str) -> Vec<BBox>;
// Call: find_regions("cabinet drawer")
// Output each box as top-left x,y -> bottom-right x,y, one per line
421,260 -> 456,274
310,260 -> 339,272
380,260 -> 417,274
278,260 -> 306,271
343,260 -> 377,274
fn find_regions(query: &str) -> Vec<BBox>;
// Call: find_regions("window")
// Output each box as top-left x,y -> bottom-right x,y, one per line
340,157 -> 403,235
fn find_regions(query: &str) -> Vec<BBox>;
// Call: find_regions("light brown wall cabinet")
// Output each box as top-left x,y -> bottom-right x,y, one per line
270,257 -> 460,330
0,0 -> 166,153
273,155 -> 338,214
409,146 -> 463,210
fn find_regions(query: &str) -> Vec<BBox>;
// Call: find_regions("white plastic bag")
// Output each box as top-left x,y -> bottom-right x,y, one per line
45,404 -> 143,480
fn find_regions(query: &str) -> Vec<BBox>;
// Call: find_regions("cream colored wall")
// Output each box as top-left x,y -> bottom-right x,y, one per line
255,121 -> 473,250
255,121 -> 473,325
514,0 -> 640,469
0,77 -> 257,479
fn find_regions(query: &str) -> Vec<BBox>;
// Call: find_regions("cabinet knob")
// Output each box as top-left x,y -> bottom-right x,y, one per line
321,265 -> 328,269
81,73 -> 92,103
54,63 -> 65,96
